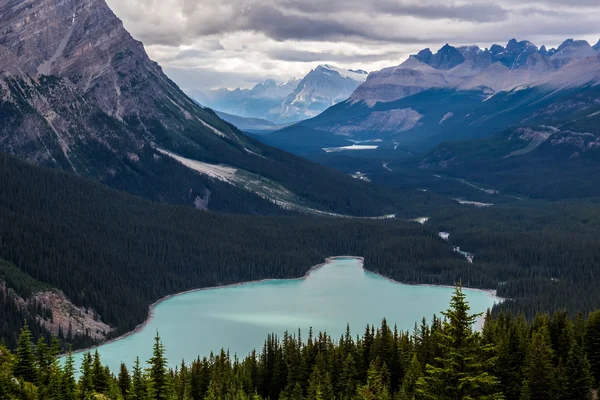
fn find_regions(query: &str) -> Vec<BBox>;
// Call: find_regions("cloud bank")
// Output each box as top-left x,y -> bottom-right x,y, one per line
105,0 -> 600,91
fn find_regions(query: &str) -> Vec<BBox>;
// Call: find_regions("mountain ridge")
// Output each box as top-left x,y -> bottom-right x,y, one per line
197,64 -> 367,124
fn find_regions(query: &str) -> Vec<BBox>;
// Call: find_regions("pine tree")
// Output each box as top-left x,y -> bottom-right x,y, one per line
62,348 -> 77,400
357,361 -> 391,400
339,353 -> 358,399
584,310 -> 600,387
521,325 -> 556,400
400,353 -> 422,398
563,341 -> 593,399
79,352 -> 94,400
14,323 -> 36,383
92,350 -> 109,393
118,362 -> 132,399
129,356 -> 146,400
307,353 -> 334,400
415,285 -> 504,399
148,332 -> 171,400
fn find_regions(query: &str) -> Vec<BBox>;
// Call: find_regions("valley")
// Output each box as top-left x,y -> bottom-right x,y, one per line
0,0 -> 599,398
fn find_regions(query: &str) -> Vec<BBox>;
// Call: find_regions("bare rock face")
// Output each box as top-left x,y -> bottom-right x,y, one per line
0,0 -> 247,176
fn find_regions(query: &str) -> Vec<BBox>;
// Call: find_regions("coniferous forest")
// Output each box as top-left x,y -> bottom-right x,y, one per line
2,152 -> 600,354
1,287 -> 599,400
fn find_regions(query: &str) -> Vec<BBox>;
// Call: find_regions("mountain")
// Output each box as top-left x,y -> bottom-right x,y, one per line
198,65 -> 367,124
272,64 -> 368,122
0,0 -> 411,217
197,78 -> 300,123
266,39 -> 600,154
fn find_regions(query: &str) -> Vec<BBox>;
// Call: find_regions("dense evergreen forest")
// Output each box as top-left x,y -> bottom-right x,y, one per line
1,288 -> 599,399
0,152 -> 464,350
2,152 -> 600,353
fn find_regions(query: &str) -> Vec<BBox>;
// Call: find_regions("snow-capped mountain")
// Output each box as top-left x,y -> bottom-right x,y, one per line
351,38 -> 599,104
265,38 -> 600,156
198,65 -> 368,124
273,65 -> 368,122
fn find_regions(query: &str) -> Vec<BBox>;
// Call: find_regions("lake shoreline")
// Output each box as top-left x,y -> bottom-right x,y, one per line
74,256 -> 500,355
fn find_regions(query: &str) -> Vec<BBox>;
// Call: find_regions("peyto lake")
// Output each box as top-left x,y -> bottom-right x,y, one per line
71,257 -> 499,372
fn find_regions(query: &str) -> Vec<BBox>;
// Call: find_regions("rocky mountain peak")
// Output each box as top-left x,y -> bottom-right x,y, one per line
594,40 -> 600,51
558,39 -> 591,51
490,44 -> 504,55
414,44 -> 465,70
0,0 -> 247,175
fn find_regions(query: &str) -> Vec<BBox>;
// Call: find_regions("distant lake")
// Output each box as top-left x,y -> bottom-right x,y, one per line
70,257 -> 499,372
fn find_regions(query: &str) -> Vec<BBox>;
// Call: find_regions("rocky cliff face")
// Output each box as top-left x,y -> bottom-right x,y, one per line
0,0 -> 248,176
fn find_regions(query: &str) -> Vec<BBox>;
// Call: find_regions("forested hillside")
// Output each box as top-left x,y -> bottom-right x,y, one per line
1,288 -> 599,399
0,152 -> 463,350
2,153 -> 600,353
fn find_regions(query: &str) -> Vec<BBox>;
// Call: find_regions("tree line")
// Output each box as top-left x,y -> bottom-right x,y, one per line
1,287 -> 599,399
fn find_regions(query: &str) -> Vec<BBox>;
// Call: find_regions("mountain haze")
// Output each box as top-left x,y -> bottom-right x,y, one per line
198,65 -> 367,124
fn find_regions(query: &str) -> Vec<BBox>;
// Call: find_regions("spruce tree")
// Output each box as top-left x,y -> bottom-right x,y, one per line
307,353 -> 334,400
118,362 -> 132,399
129,356 -> 146,400
14,323 -> 36,383
79,352 -> 94,399
62,348 -> 77,400
92,350 -> 109,393
563,341 -> 593,399
584,310 -> 600,387
521,325 -> 556,400
415,285 -> 504,399
400,353 -> 422,398
357,361 -> 391,400
148,331 -> 171,400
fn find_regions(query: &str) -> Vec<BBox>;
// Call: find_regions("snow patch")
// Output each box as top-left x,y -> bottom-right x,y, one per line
439,112 -> 454,124
197,118 -> 227,137
323,145 -> 378,153
454,199 -> 494,207
320,64 -> 369,82
156,148 -> 237,182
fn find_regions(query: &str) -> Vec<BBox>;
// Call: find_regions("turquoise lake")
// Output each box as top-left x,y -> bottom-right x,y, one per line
70,257 -> 499,372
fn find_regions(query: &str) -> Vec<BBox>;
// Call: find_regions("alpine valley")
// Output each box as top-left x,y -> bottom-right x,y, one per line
1,0 -> 600,399
261,39 -> 600,200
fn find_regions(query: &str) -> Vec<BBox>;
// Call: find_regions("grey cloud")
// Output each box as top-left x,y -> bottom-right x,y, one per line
279,0 -> 509,22
266,49 -> 405,63
106,0 -> 600,90
375,2 -> 509,22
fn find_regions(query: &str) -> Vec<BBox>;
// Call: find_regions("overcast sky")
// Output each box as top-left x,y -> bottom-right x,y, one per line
106,0 -> 600,91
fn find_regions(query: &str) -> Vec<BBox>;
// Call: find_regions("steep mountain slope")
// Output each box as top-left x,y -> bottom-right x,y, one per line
0,0 -> 411,217
267,39 -> 600,154
199,65 -> 367,124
